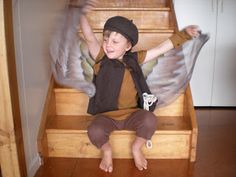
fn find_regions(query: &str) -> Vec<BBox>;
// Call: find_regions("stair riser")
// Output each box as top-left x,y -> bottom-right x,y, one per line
55,92 -> 89,116
87,11 -> 171,30
55,91 -> 184,116
47,132 -> 190,159
79,0 -> 169,9
94,32 -> 173,50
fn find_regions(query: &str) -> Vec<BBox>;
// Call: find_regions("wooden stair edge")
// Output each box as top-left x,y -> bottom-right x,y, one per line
86,10 -> 173,31
92,29 -> 175,33
37,76 -> 56,158
184,86 -> 198,162
47,132 -> 191,159
70,0 -> 170,10
46,115 -> 192,134
163,1 -> 198,161
54,88 -> 84,93
46,129 -> 192,135
46,119 -> 192,159
93,7 -> 171,11
54,87 -> 186,117
169,0 -> 198,161
46,114 -> 192,159
169,0 -> 179,32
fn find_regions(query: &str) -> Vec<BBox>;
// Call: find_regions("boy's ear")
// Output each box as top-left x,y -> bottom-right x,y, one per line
126,42 -> 132,51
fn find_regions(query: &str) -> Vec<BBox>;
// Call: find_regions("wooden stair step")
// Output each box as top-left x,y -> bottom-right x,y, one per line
47,115 -> 191,132
72,0 -> 170,10
92,29 -> 175,33
95,0 -> 170,10
54,88 -> 185,117
93,31 -> 174,50
79,30 -> 175,50
46,115 -> 192,159
72,0 -> 173,30
87,10 -> 172,31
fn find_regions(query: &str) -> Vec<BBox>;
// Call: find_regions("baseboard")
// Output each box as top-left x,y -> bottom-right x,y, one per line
29,153 -> 42,177
37,76 -> 56,157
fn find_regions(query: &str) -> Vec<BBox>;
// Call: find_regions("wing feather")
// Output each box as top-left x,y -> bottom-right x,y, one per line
146,34 -> 210,107
50,6 -> 95,97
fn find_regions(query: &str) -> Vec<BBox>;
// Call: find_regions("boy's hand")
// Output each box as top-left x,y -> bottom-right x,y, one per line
69,0 -> 98,14
81,0 -> 98,14
184,25 -> 201,38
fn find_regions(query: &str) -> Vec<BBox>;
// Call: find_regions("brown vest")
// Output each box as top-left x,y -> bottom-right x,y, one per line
87,51 -> 157,115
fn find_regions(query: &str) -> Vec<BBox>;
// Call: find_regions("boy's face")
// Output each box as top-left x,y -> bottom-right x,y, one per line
102,31 -> 132,59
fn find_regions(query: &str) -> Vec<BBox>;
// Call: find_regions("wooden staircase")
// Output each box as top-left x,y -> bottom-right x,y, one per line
38,0 -> 198,167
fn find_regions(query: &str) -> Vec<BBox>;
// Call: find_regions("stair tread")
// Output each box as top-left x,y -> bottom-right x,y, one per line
54,87 -> 185,117
47,115 -> 191,134
97,0 -> 169,9
89,29 -> 175,33
94,7 -> 170,11
71,0 -> 170,10
87,10 -> 172,30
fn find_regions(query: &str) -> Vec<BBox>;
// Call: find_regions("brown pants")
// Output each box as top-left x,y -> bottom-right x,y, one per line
87,109 -> 157,148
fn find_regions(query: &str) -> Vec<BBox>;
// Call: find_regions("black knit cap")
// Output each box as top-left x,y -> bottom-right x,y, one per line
103,16 -> 139,47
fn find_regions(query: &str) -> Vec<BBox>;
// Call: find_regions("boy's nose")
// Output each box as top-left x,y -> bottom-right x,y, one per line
106,40 -> 112,47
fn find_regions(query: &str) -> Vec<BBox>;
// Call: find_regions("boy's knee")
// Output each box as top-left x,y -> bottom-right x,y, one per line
135,111 -> 157,140
88,124 -> 105,140
87,124 -> 108,148
143,112 -> 157,130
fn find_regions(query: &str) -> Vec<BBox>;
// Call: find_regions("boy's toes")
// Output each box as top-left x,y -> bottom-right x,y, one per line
99,163 -> 113,173
137,160 -> 147,171
99,163 -> 106,172
104,164 -> 112,173
138,167 -> 144,171
108,165 -> 113,173
143,160 -> 147,169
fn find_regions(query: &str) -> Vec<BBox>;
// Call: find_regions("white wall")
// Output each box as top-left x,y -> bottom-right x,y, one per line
12,0 -> 67,176
174,0 -> 217,106
174,0 -> 236,106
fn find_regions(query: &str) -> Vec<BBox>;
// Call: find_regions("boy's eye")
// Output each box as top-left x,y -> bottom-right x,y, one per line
113,40 -> 119,44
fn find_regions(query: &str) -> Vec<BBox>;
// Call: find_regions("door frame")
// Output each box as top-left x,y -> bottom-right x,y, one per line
0,0 -> 27,176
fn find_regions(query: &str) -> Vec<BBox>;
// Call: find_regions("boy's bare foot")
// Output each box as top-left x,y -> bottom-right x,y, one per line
100,143 -> 113,173
132,137 -> 147,171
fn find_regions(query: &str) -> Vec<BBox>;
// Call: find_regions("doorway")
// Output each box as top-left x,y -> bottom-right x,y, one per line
0,0 -> 27,176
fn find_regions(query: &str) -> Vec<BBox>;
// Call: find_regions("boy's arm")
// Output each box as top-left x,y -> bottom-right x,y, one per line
143,25 -> 200,63
143,39 -> 174,63
79,14 -> 100,60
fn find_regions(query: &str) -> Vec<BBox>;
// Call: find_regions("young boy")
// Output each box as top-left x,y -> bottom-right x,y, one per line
78,0 -> 200,173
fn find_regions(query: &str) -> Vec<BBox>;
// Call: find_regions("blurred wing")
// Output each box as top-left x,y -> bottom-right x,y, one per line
50,6 -> 95,97
146,34 -> 210,107
141,59 -> 158,78
80,40 -> 95,82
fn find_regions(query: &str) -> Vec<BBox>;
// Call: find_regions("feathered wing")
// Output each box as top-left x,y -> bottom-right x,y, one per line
50,5 -> 209,104
145,34 -> 210,107
50,6 -> 95,97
